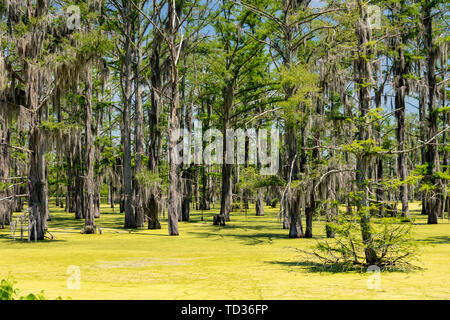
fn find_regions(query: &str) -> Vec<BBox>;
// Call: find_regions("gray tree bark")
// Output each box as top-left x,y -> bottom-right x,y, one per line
423,2 -> 441,224
167,0 -> 183,235
220,81 -> 235,222
394,30 -> 410,219
0,110 -> 11,229
122,0 -> 136,229
354,1 -> 377,264
82,65 -> 96,234
133,13 -> 145,228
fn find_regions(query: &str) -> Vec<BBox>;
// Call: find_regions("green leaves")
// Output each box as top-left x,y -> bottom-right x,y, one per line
238,167 -> 285,192
279,64 -> 320,124
0,275 -> 46,300
343,139 -> 387,157
304,211 -> 418,270
238,167 -> 260,192
136,170 -> 163,189
0,278 -> 18,300
73,28 -> 113,58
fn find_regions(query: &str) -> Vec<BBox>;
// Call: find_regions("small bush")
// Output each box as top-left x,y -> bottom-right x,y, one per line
296,214 -> 418,271
0,275 -> 46,300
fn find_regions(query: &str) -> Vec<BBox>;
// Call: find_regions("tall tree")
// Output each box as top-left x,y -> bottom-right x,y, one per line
421,0 -> 444,224
353,0 -> 377,264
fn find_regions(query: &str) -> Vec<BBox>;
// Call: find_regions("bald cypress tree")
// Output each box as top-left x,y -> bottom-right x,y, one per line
0,107 -> 11,229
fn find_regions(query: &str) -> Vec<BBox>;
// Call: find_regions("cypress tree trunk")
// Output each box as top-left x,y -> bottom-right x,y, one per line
55,89 -> 62,210
182,175 -> 192,221
66,153 -> 73,212
285,124 -> 300,235
181,96 -> 193,222
200,101 -> 211,211
55,169 -> 60,208
28,110 -> 46,240
194,171 -> 200,210
167,0 -> 182,236
201,164 -> 211,210
326,173 -> 337,238
122,0 -> 136,229
444,83 -> 449,217
72,82 -> 84,220
12,162 -> 24,213
167,80 -> 180,235
256,189 -> 264,216
94,182 -> 100,219
133,17 -> 145,228
149,41 -> 162,173
355,1 -> 377,265
305,193 -> 315,238
288,189 -> 303,238
75,142 -> 84,220
394,39 -> 410,219
243,136 -> 250,210
305,102 -> 322,238
107,179 -> 111,206
376,157 -> 385,216
82,66 -> 95,234
147,10 -> 163,229
255,118 -> 264,217
423,2 -> 441,224
417,57 -> 428,215
220,81 -> 235,222
24,51 -> 47,240
0,110 -> 11,229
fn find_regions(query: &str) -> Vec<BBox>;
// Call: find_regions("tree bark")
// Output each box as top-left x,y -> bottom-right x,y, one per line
284,123 -> 299,232
394,36 -> 410,219
288,189 -> 303,238
220,81 -> 235,221
147,7 -> 163,229
75,141 -> 84,219
133,15 -> 145,228
326,173 -> 337,238
167,0 -> 182,236
256,188 -> 265,216
28,108 -> 47,240
305,193 -> 315,238
181,84 -> 193,221
423,2 -> 441,224
354,1 -> 377,265
200,100 -> 211,210
82,65 -> 96,234
122,0 -> 136,229
0,110 -> 11,229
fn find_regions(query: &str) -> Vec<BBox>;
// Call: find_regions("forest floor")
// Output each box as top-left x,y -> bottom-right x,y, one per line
0,202 -> 449,299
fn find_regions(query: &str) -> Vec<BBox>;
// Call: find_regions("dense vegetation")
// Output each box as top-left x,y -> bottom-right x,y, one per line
0,0 -> 448,275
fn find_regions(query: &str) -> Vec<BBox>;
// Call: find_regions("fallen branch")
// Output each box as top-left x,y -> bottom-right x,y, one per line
314,169 -> 354,194
0,194 -> 29,202
0,143 -> 33,153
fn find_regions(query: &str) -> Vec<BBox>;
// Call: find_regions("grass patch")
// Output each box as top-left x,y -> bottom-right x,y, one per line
0,202 -> 449,299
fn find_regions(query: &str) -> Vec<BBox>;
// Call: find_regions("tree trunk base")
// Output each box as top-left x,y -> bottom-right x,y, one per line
148,220 -> 162,229
213,214 -> 226,226
81,225 -> 97,234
